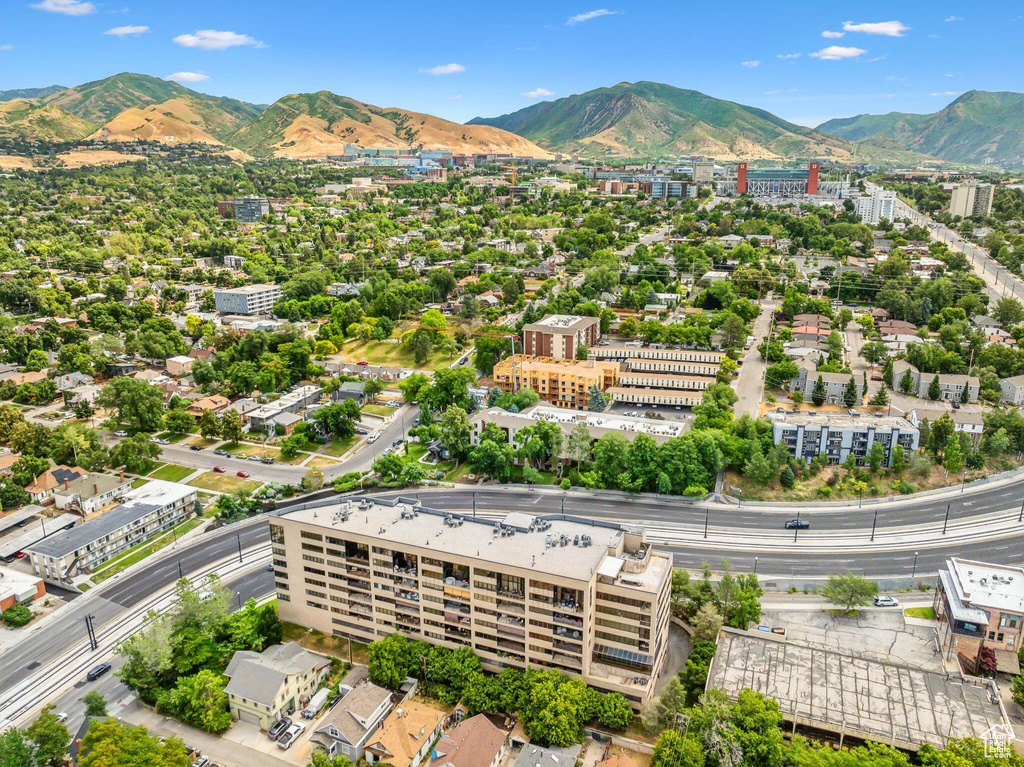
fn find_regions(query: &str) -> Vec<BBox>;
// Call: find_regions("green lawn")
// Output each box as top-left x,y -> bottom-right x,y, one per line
130,478 -> 149,489
148,463 -> 195,483
904,606 -> 936,620
323,435 -> 359,457
361,404 -> 394,418
188,472 -> 262,494
91,518 -> 204,583
335,338 -> 466,372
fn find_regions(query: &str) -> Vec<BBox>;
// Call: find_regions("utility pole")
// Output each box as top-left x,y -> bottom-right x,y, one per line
703,507 -> 709,539
177,560 -> 184,579
871,508 -> 878,542
84,614 -> 98,651
236,534 -> 243,563
942,503 -> 951,535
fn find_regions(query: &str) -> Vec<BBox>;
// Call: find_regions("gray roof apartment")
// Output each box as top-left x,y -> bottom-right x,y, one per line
512,744 -> 582,767
224,642 -> 331,708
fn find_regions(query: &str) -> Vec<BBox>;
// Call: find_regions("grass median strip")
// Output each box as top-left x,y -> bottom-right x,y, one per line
904,606 -> 936,620
148,463 -> 195,483
91,518 -> 204,583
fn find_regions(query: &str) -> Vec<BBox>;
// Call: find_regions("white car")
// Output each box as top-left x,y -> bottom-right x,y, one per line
114,431 -> 129,437
55,712 -> 69,724
277,722 -> 306,750
367,433 -> 379,444
873,595 -> 900,607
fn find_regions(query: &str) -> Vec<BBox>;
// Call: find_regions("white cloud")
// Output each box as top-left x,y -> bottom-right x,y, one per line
167,72 -> 209,83
105,25 -> 149,36
763,90 -> 780,95
931,91 -> 962,96
173,29 -> 264,50
418,63 -> 466,75
945,72 -> 954,77
31,0 -> 94,14
777,52 -> 801,60
0,45 -> 12,51
945,15 -> 962,22
810,45 -> 867,60
885,93 -> 897,98
445,94 -> 463,100
821,30 -> 845,38
741,60 -> 760,68
842,20 -> 910,37
566,9 -> 619,25
521,88 -> 555,98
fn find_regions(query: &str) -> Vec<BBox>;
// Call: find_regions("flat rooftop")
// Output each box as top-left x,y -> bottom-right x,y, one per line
215,283 -> 281,295
707,628 -> 1009,751
276,497 -> 658,586
477,404 -> 685,441
947,557 -> 1024,615
526,314 -> 596,331
768,412 -> 915,431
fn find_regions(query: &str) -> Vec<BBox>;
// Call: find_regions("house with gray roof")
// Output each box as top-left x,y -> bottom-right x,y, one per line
892,360 -> 979,403
788,359 -> 864,405
310,679 -> 393,760
512,743 -> 582,767
224,641 -> 332,729
999,374 -> 1024,406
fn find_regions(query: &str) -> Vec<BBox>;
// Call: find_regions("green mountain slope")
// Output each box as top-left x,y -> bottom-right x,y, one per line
817,91 -> 1024,164
0,85 -> 66,103
468,81 -> 854,161
0,101 -> 95,142
230,90 -> 550,159
42,73 -> 264,141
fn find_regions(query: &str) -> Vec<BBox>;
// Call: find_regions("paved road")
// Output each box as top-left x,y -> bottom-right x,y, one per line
733,300 -> 777,416
157,444 -> 306,484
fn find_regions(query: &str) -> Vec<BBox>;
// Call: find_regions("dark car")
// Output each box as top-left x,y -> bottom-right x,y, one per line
190,445 -> 202,451
261,457 -> 275,464
784,519 -> 810,530
86,662 -> 111,681
267,717 -> 291,741
392,438 -> 403,447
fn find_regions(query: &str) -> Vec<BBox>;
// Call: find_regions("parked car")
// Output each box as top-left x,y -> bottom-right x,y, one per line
261,457 -> 275,464
871,374 -> 883,381
191,757 -> 210,767
214,449 -> 227,456
412,418 -> 420,427
356,361 -> 368,366
55,712 -> 69,724
277,722 -> 305,750
784,519 -> 810,530
267,717 -> 291,741
114,431 -> 129,437
86,663 -> 111,681
874,595 -> 900,607
952,402 -> 961,410
247,455 -> 262,462
212,466 -> 226,473
392,438 -> 403,447
236,470 -> 251,478
367,433 -> 379,444
190,445 -> 202,451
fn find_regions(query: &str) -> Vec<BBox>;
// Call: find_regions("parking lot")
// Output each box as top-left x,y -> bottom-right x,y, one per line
608,401 -> 695,426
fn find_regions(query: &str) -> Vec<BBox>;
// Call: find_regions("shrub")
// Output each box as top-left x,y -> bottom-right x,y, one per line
559,478 -> 571,490
1,604 -> 32,627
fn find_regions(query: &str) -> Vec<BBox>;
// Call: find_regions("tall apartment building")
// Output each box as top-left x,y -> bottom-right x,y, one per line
949,181 -> 994,219
233,196 -> 271,223
522,315 -> 601,360
691,160 -> 715,184
270,497 -> 672,706
214,283 -> 283,315
492,356 -> 618,409
856,188 -> 897,225
769,412 -> 919,467
26,481 -> 198,585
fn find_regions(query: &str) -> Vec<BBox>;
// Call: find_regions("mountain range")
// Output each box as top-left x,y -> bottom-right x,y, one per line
816,91 -> 1024,165
0,73 -> 1019,166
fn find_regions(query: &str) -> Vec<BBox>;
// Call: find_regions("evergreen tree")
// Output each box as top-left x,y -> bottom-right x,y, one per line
588,385 -> 607,412
927,375 -> 941,401
899,369 -> 914,394
844,376 -> 858,407
944,434 -> 963,474
811,375 -> 826,407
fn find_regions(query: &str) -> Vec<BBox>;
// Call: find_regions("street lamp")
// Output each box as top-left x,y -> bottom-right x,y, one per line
236,591 -> 242,610
911,551 -> 919,580
942,503 -> 951,535
753,556 -> 758,576
703,508 -> 709,539
870,508 -> 878,542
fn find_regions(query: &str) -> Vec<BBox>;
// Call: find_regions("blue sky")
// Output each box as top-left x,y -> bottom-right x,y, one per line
3,0 -> 1023,128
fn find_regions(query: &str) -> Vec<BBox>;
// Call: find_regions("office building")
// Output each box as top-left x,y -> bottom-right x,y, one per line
522,315 -> 601,360
855,189 -> 897,225
213,283 -> 283,316
233,196 -> 271,223
25,481 -> 198,585
949,181 -> 994,219
934,557 -> 1023,673
769,412 -> 919,466
640,180 -> 697,200
270,497 -> 673,705
492,356 -> 618,409
691,160 -> 715,184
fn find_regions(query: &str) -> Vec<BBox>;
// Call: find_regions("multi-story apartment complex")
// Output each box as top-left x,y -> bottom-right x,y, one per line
621,358 -> 720,377
492,356 -> 618,409
233,196 -> 271,223
856,188 -> 897,225
788,362 -> 865,405
892,360 -> 979,403
245,385 -> 323,433
588,347 -> 726,365
934,558 -> 1023,672
522,315 -> 601,360
949,181 -> 994,219
769,412 -> 919,466
270,497 -> 673,706
616,371 -> 713,393
213,283 -> 283,316
25,480 -> 198,585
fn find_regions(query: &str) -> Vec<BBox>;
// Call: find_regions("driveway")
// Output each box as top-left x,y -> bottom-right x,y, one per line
732,300 -> 777,416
